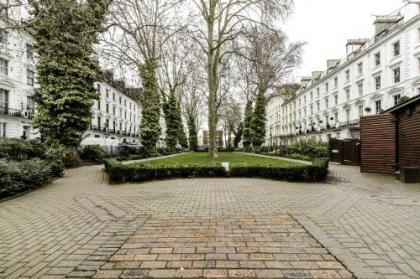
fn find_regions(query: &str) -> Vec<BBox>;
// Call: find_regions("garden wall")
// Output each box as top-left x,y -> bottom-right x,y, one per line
360,113 -> 396,175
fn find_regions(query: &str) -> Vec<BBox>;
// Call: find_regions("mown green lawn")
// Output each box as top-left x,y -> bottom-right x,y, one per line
130,152 -> 301,168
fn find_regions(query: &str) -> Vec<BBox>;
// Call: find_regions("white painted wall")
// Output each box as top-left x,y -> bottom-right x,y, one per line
0,1 -> 35,139
266,3 -> 420,146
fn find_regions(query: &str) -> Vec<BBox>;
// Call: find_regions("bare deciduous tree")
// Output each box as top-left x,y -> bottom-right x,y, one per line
189,0 -> 292,157
102,0 -> 185,151
244,26 -> 303,99
242,26 -> 303,147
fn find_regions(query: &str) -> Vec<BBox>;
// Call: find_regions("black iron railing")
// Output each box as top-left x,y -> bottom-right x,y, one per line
0,103 -> 34,119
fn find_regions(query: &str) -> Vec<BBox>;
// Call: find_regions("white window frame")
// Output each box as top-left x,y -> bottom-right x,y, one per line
374,75 -> 381,90
27,69 -> 35,86
0,58 -> 8,76
393,67 -> 401,83
375,52 -> 381,66
393,94 -> 401,106
26,44 -> 34,62
357,82 -> 363,97
358,62 -> 363,76
375,100 -> 382,114
345,88 -> 350,101
393,41 -> 400,57
0,30 -> 8,45
358,105 -> 364,118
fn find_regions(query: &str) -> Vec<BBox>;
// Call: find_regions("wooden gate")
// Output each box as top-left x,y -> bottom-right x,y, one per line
329,139 -> 360,166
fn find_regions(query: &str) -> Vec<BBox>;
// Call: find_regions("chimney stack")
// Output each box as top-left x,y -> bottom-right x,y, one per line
300,76 -> 312,88
346,39 -> 369,54
311,71 -> 323,80
374,15 -> 403,36
326,59 -> 340,71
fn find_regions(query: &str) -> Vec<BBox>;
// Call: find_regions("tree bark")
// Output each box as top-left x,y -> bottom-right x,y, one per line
206,6 -> 218,158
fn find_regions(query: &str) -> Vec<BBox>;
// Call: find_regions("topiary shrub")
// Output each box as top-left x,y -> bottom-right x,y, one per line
80,145 -> 108,163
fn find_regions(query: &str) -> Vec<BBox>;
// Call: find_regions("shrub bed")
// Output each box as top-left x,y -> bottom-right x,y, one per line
255,139 -> 328,161
0,138 -> 46,160
0,159 -> 64,198
115,145 -> 184,161
104,157 -> 329,183
0,138 -> 65,199
79,145 -> 108,163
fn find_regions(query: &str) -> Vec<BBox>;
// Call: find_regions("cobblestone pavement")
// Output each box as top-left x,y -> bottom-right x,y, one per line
0,159 -> 419,278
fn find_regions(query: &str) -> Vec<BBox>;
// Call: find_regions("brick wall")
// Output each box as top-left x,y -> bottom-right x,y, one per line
360,113 -> 396,174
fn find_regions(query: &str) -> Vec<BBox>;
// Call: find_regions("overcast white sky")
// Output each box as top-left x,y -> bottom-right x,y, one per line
283,0 -> 405,82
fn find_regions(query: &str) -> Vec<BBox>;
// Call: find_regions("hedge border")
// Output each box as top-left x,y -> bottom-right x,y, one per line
104,158 -> 329,183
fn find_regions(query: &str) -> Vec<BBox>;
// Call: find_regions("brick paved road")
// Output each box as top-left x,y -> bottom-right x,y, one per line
0,159 -> 419,278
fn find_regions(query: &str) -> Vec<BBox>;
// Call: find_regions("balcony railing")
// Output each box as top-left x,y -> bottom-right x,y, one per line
0,103 -> 35,119
89,125 -> 138,137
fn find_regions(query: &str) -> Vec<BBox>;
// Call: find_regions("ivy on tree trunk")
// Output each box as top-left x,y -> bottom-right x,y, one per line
30,0 -> 111,164
251,90 -> 266,148
187,113 -> 198,152
242,100 -> 253,150
139,60 -> 161,153
175,102 -> 188,149
163,92 -> 179,151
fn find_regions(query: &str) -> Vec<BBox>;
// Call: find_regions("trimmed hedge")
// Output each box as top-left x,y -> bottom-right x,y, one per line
104,160 -> 227,183
104,158 -> 329,183
0,159 -> 64,198
230,158 -> 329,182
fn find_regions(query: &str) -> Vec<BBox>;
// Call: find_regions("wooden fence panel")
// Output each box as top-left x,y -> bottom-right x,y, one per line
360,113 -> 396,174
